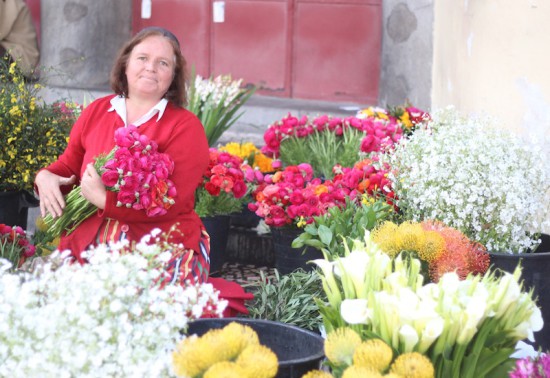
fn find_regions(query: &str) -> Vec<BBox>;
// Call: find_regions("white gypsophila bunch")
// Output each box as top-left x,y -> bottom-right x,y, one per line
194,74 -> 243,108
384,107 -> 550,253
0,232 -> 226,378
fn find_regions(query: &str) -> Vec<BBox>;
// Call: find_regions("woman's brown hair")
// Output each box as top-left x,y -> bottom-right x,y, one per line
110,27 -> 187,107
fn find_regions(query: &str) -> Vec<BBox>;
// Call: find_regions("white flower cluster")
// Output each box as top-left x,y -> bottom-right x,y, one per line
0,234 -> 226,377
385,107 -> 550,253
193,74 -> 243,108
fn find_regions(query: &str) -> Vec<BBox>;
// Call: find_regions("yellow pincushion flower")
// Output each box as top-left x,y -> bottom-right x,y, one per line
236,344 -> 278,378
172,335 -> 204,377
203,361 -> 247,378
353,339 -> 393,372
218,322 -> 260,359
173,330 -> 232,377
342,365 -> 383,378
396,222 -> 426,252
417,230 -> 445,263
371,222 -> 401,257
301,370 -> 334,378
389,352 -> 435,378
324,327 -> 362,366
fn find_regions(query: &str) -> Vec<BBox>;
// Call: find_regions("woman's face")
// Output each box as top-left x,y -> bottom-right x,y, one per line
125,35 -> 176,101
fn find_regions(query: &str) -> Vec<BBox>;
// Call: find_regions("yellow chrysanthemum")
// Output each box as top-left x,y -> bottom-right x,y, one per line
219,322 -> 260,359
301,370 -> 334,378
236,344 -> 278,378
389,352 -> 435,378
396,222 -> 426,252
353,339 -> 393,372
342,365 -> 383,378
325,328 -> 362,366
203,361 -> 247,378
383,374 -> 403,378
416,230 -> 445,263
371,222 -> 401,257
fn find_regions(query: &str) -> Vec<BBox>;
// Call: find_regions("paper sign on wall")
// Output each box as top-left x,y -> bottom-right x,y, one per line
213,1 -> 225,23
141,0 -> 152,19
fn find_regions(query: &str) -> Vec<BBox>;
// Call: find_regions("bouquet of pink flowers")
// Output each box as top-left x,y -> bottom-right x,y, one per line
44,125 -> 176,238
194,147 -> 249,217
248,163 -> 347,228
0,223 -> 36,269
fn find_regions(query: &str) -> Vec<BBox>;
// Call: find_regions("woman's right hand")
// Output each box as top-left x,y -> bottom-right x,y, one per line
35,170 -> 77,218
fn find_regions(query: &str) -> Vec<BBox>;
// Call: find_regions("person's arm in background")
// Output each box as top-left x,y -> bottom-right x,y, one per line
0,0 -> 40,78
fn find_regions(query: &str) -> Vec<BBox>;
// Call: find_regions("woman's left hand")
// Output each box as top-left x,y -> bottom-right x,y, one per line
81,163 -> 107,209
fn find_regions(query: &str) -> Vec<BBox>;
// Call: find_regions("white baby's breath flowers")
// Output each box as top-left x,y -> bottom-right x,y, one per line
0,231 -> 227,377
384,107 -> 550,253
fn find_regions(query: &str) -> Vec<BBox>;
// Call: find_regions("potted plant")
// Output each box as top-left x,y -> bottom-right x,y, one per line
0,229 -> 226,376
187,72 -> 256,146
0,223 -> 36,270
313,237 -> 542,378
384,107 -> 550,348
195,147 -> 250,274
0,59 -> 80,228
261,105 -> 430,179
218,141 -> 277,228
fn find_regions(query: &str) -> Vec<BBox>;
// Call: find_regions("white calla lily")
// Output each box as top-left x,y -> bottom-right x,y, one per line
340,299 -> 372,325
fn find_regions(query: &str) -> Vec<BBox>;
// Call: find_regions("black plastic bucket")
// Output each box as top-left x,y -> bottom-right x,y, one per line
271,227 -> 323,275
201,215 -> 231,276
186,318 -> 325,378
489,233 -> 550,350
0,190 -> 39,230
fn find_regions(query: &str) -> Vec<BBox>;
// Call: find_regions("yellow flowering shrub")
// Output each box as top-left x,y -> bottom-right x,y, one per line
0,59 -> 79,192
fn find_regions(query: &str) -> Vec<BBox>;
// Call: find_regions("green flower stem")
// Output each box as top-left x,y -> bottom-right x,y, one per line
43,186 -> 96,239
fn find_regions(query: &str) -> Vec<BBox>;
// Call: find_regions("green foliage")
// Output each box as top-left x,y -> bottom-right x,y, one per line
292,197 -> 394,259
187,71 -> 256,146
279,127 -> 364,178
194,186 -> 245,217
245,269 -> 325,332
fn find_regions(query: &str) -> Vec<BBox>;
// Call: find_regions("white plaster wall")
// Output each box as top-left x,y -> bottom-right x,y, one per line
432,0 -> 550,140
432,0 -> 550,232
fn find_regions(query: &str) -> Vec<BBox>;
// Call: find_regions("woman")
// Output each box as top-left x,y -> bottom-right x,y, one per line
34,27 -> 211,283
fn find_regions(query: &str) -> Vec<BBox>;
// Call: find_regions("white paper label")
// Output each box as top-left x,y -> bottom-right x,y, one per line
141,0 -> 152,19
213,1 -> 225,23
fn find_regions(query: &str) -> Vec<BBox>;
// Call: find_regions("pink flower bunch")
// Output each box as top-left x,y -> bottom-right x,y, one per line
509,353 -> 550,378
201,148 -> 248,199
332,158 -> 396,206
248,163 -> 349,228
0,223 -> 36,268
101,125 -> 176,217
357,105 -> 431,134
261,113 -> 404,159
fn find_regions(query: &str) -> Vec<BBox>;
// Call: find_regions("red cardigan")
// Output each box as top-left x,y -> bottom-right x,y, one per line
44,95 -> 209,259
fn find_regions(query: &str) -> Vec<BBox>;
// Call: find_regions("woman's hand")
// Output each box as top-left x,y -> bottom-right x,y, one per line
81,163 -> 107,210
35,170 -> 76,218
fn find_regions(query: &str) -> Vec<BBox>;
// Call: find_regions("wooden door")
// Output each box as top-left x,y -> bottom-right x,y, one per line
132,0 -> 381,103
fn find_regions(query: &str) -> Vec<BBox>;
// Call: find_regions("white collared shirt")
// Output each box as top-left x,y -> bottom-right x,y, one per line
108,95 -> 169,126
